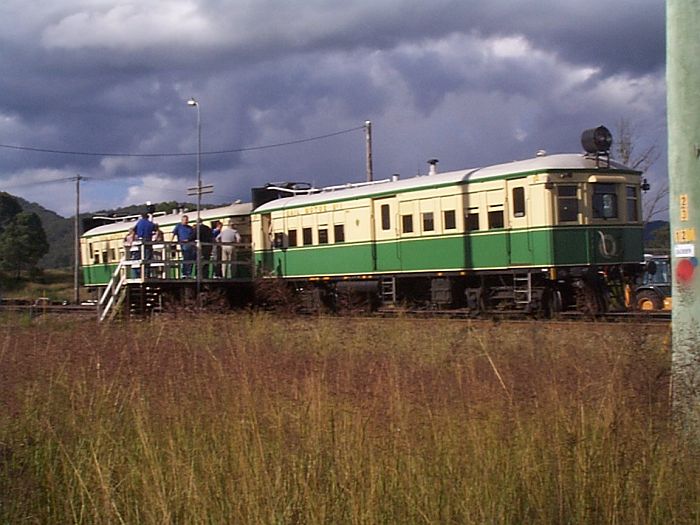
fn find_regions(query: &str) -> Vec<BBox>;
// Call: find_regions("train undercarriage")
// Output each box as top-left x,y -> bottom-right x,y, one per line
274,265 -> 641,317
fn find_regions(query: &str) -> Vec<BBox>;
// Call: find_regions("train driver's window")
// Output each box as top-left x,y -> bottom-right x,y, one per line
557,186 -> 579,223
592,183 -> 618,219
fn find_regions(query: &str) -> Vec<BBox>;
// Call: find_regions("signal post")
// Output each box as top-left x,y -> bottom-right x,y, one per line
667,0 -> 700,433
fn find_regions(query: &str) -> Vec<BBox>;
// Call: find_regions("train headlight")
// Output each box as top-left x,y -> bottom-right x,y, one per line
581,126 -> 613,154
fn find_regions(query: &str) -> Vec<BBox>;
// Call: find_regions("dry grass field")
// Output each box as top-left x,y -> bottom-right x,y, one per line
0,313 -> 697,524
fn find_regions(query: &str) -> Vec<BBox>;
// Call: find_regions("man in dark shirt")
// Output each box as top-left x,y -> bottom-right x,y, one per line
196,219 -> 214,278
172,215 -> 195,277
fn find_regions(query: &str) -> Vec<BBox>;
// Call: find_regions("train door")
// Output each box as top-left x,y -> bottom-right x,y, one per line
372,197 -> 400,271
506,179 -> 533,265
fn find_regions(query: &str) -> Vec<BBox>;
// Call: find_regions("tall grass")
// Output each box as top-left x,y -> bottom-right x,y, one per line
0,314 -> 696,524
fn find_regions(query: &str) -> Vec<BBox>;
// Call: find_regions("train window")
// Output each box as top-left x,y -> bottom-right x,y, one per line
381,204 -> 391,230
466,209 -> 480,231
444,210 -> 456,230
402,214 -> 414,233
302,227 -> 313,245
273,232 -> 285,248
422,212 -> 434,232
557,186 -> 579,223
334,224 -> 345,243
110,249 -> 116,261
512,187 -> 526,217
592,183 -> 618,219
626,186 -> 639,222
288,229 -> 297,247
94,252 -> 100,264
318,228 -> 328,244
88,243 -> 94,258
488,210 -> 504,229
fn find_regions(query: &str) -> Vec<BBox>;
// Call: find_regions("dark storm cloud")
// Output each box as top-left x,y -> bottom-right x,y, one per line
0,0 -> 665,215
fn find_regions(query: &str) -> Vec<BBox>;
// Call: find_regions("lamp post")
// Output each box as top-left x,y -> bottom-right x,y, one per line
187,97 -> 202,303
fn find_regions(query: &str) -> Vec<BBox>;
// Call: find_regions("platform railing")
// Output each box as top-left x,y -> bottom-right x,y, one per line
123,240 -> 252,282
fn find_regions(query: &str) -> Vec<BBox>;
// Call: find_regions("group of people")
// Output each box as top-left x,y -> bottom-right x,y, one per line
124,212 -> 241,279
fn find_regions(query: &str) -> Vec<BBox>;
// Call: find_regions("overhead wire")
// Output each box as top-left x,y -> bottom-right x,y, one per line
0,125 -> 365,158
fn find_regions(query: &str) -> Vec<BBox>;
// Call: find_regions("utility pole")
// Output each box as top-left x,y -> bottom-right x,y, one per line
74,175 -> 82,305
667,0 -> 700,433
365,120 -> 373,182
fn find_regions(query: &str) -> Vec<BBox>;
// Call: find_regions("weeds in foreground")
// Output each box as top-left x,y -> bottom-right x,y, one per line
0,315 -> 696,524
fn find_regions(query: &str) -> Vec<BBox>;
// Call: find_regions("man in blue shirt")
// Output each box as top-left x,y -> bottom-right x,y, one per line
133,212 -> 155,278
172,215 -> 195,277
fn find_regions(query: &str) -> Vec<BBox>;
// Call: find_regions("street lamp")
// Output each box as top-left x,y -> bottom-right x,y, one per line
187,97 -> 202,303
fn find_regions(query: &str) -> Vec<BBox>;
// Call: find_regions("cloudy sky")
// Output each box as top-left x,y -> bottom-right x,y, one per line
0,0 -> 666,216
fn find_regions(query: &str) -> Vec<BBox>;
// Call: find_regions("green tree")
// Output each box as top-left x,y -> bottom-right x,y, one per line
0,192 -> 22,232
0,212 -> 50,277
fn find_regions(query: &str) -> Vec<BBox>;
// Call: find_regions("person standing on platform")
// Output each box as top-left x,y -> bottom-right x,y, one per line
211,220 -> 223,277
134,212 -> 155,277
172,215 -> 195,278
216,220 -> 241,278
196,219 -> 213,279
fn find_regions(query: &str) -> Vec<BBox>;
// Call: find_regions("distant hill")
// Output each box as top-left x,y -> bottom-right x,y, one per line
15,198 -> 213,269
16,197 -> 73,269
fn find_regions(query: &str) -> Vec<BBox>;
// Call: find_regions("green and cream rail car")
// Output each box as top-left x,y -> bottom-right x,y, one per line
81,203 -> 252,287
252,151 -> 644,314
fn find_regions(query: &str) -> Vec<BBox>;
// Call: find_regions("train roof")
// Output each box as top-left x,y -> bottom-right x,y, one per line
82,202 -> 252,238
253,153 -> 639,213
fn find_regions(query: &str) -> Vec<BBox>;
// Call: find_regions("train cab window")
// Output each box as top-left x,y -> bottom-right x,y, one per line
444,210 -> 456,230
557,185 -> 579,223
626,186 -> 639,222
318,228 -> 328,244
592,183 -> 618,219
402,214 -> 414,233
288,229 -> 298,247
381,204 -> 391,230
422,212 -> 434,232
466,209 -> 480,231
302,227 -> 313,245
512,187 -> 526,217
488,210 -> 504,229
334,224 -> 345,243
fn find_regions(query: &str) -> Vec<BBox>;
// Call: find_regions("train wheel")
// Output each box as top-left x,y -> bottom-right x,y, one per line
636,290 -> 662,311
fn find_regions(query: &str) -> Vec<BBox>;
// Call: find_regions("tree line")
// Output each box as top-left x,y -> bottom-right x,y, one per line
0,192 -> 49,278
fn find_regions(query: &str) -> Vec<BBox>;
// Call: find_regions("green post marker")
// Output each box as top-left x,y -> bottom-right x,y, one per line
667,0 -> 700,433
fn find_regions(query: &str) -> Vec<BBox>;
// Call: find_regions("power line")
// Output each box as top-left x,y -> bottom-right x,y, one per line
0,125 -> 365,158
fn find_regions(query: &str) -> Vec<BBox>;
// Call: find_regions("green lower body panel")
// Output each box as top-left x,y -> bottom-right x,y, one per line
255,225 -> 644,278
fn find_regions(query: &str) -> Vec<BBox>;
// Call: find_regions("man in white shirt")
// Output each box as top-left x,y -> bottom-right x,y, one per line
216,220 -> 242,278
